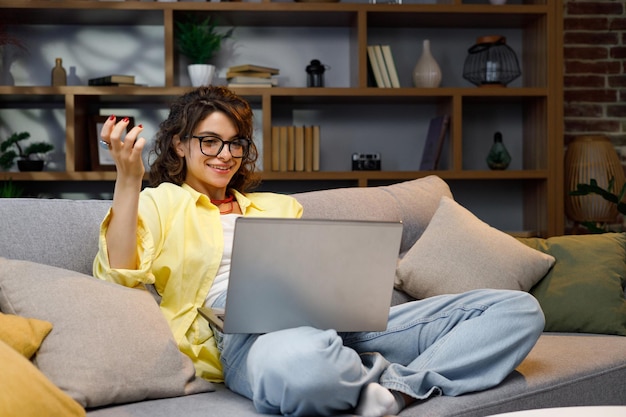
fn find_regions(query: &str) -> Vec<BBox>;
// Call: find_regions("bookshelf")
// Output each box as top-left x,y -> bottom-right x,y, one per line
0,0 -> 563,236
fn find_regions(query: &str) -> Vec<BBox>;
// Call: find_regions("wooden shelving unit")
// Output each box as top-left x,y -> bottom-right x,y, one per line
0,0 -> 563,236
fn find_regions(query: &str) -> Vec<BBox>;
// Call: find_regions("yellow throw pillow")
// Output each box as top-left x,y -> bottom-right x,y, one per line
0,339 -> 85,417
0,312 -> 52,358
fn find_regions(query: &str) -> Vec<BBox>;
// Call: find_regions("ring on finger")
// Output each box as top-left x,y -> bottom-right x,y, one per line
99,140 -> 112,149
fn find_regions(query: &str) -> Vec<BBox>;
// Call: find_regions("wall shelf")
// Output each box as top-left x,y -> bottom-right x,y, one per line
0,0 -> 563,236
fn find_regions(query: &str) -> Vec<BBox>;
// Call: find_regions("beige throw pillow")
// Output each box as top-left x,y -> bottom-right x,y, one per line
0,258 -> 214,409
395,197 -> 555,299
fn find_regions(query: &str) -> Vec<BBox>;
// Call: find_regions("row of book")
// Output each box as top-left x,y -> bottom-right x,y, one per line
271,125 -> 320,172
227,64 -> 280,88
367,45 -> 400,88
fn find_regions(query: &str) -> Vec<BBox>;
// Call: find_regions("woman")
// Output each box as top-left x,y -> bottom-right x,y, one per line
94,85 -> 544,416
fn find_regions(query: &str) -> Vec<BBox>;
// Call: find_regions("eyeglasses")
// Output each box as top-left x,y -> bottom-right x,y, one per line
191,135 -> 250,158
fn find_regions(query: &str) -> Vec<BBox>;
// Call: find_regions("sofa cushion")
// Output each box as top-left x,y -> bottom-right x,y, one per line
0,258 -> 214,409
395,197 -> 555,300
0,338 -> 86,417
295,175 -> 453,256
519,233 -> 626,336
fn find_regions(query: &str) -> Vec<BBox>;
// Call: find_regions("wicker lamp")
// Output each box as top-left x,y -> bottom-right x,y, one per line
564,135 -> 625,223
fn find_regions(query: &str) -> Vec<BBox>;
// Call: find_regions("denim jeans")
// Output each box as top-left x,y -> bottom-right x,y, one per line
212,289 -> 544,416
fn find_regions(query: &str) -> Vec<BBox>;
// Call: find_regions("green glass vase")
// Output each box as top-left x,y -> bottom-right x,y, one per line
486,132 -> 511,170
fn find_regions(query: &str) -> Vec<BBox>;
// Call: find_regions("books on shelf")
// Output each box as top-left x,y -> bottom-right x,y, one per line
419,115 -> 450,171
271,125 -> 320,172
366,45 -> 400,88
227,76 -> 278,86
88,74 -> 135,86
227,64 -> 280,88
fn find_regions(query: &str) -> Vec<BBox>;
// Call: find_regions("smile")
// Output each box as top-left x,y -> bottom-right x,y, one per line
208,164 -> 232,171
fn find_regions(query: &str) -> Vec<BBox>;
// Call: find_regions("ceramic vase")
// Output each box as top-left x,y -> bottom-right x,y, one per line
486,132 -> 511,170
412,40 -> 442,88
565,135 -> 625,223
188,64 -> 215,87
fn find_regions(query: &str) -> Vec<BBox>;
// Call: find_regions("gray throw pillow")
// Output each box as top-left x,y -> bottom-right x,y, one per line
0,258 -> 214,409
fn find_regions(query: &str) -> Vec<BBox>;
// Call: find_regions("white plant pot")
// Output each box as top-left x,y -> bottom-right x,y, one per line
188,64 -> 216,87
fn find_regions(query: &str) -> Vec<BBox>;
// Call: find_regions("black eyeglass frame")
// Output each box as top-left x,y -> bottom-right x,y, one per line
190,135 -> 251,159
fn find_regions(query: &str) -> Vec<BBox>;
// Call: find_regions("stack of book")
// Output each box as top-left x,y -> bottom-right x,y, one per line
367,45 -> 400,88
88,74 -> 139,87
227,64 -> 279,88
271,125 -> 320,172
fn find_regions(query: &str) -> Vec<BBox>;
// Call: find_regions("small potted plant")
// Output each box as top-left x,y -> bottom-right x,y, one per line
0,131 -> 54,172
175,14 -> 234,87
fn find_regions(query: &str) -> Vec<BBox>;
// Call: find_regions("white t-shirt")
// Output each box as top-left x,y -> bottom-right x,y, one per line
205,213 -> 241,307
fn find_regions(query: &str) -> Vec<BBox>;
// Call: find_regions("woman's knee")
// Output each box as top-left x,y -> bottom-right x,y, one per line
248,326 -> 359,385
247,327 -> 362,414
511,290 -> 545,336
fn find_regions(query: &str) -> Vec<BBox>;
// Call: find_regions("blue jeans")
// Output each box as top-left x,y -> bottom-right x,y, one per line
212,289 -> 544,416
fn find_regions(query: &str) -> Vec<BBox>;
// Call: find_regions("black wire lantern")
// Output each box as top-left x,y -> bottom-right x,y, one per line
463,35 -> 521,87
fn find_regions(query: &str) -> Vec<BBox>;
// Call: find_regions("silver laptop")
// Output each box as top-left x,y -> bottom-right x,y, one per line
198,217 -> 403,334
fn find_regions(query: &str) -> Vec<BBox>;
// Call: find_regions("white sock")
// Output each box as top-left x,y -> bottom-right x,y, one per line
354,383 -> 404,417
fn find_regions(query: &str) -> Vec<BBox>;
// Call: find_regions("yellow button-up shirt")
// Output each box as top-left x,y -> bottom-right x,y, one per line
93,183 -> 303,382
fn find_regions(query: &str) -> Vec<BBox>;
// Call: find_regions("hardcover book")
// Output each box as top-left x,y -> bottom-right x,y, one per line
367,46 -> 385,88
419,115 -> 450,170
227,76 -> 277,85
228,64 -> 279,75
88,75 -> 135,86
227,83 -> 273,88
380,45 -> 400,88
226,71 -> 273,79
373,45 -> 392,88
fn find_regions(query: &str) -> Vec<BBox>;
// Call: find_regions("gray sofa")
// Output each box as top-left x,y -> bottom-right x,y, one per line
0,176 -> 624,417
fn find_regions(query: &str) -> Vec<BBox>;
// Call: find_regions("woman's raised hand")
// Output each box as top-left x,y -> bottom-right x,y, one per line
100,115 -> 146,180
101,115 -> 146,269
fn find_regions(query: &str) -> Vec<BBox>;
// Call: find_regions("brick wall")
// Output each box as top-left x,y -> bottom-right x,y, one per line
563,0 -> 626,145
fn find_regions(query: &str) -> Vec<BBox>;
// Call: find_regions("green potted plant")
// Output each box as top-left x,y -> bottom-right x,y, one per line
0,131 -> 54,172
175,14 -> 234,87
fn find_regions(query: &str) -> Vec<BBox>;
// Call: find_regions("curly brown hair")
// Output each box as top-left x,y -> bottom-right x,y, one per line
149,85 -> 260,192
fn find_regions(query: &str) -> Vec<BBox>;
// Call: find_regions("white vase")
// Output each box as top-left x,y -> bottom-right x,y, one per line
412,40 -> 442,88
188,64 -> 215,87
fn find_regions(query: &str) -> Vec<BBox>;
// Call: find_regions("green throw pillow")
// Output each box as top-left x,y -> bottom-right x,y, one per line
519,233 -> 626,336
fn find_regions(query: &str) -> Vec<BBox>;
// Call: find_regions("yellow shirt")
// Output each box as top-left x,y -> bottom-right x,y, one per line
93,183 -> 303,382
